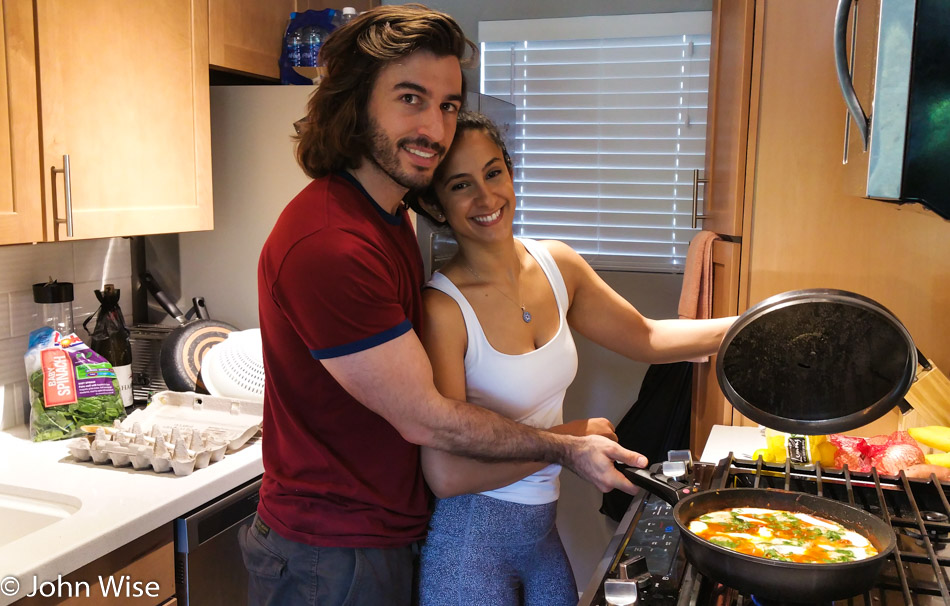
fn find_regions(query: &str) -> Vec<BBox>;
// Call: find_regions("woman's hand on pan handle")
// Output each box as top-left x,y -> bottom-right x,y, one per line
551,417 -> 618,442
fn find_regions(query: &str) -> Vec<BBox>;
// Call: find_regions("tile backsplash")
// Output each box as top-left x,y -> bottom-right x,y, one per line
0,238 -> 132,430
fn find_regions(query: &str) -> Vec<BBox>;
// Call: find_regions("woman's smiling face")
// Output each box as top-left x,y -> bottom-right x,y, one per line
434,128 -> 516,243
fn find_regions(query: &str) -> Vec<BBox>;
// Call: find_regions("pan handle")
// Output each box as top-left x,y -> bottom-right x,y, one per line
192,297 -> 209,320
140,272 -> 188,325
618,464 -> 695,507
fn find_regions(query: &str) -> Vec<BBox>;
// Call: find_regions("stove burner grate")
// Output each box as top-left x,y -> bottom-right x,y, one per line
901,510 -> 950,544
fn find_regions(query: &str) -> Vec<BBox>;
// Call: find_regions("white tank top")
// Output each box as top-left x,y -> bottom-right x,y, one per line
425,238 -> 578,505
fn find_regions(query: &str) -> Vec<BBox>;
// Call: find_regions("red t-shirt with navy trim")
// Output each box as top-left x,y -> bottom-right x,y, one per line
256,172 -> 429,548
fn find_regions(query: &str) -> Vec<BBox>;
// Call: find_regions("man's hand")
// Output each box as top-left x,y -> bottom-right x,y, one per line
552,418 -> 617,442
564,435 -> 647,494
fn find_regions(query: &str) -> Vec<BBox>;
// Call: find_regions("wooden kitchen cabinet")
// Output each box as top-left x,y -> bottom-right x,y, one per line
2,0 -> 213,244
13,525 -> 175,605
698,0 -> 755,238
690,240 -> 741,454
36,0 -> 213,241
689,0 -> 755,454
209,0 -> 295,80
209,0 -> 380,80
0,2 -> 43,245
694,0 -> 950,451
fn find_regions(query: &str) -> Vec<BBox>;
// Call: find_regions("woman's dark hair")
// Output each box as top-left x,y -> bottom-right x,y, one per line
294,4 -> 477,179
408,111 -> 513,220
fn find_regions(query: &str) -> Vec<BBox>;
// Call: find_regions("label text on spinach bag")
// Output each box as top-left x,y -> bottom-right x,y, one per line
41,348 -> 77,407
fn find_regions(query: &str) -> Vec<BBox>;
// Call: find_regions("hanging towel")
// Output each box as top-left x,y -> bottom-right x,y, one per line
678,230 -> 721,320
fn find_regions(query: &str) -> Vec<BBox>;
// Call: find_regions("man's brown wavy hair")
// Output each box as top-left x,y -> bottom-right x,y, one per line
294,4 -> 478,179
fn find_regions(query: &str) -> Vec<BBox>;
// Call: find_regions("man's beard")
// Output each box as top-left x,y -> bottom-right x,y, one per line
366,116 -> 446,191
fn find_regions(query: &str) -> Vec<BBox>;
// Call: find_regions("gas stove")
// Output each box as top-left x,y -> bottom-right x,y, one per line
580,453 -> 950,606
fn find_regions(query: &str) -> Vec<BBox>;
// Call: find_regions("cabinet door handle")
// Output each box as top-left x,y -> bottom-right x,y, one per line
834,0 -> 870,152
51,154 -> 74,238
691,169 -> 709,229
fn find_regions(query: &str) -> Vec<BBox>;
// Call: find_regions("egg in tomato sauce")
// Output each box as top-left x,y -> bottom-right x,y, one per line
687,508 -> 877,563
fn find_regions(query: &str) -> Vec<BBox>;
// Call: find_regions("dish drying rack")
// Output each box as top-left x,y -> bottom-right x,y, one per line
66,390 -> 263,476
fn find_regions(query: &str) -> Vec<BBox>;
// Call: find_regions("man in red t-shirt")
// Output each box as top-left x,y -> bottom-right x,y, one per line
243,5 -> 646,605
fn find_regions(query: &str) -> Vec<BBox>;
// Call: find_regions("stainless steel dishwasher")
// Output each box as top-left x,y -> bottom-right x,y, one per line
174,475 -> 262,606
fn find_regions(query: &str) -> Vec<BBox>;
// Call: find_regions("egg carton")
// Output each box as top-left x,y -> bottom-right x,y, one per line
66,390 -> 263,476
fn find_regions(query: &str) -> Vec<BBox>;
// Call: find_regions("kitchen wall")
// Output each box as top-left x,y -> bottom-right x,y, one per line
177,85 -> 313,330
0,239 -> 132,430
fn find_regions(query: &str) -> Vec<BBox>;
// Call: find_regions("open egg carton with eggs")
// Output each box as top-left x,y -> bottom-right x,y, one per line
66,390 -> 263,476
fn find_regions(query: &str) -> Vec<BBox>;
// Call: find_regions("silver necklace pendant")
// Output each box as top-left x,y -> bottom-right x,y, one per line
522,308 -> 532,323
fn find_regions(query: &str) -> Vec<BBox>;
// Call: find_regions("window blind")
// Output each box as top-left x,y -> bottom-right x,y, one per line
480,13 -> 711,272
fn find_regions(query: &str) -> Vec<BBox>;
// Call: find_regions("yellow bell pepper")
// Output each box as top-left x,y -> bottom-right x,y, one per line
908,426 -> 950,452
767,434 -> 787,463
816,440 -> 837,467
752,448 -> 772,462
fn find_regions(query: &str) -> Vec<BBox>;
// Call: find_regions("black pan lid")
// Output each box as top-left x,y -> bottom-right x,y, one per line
716,289 -> 917,434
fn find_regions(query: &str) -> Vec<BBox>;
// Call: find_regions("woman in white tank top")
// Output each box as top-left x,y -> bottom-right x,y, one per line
414,113 -> 736,606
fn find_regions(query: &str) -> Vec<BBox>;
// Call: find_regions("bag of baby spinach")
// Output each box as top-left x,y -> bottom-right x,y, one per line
25,327 -> 126,442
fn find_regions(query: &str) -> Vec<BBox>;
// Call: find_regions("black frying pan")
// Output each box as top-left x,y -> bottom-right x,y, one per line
141,272 -> 237,393
621,466 -> 897,602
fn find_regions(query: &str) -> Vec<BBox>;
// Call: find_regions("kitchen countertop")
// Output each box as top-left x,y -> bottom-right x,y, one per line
0,423 -> 263,605
701,424 -> 766,462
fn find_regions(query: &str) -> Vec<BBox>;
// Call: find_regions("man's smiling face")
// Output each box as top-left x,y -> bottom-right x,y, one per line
363,50 -> 464,191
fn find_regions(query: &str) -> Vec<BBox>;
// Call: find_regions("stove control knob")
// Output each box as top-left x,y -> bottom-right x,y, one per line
666,449 -> 693,475
661,460 -> 688,479
617,555 -> 652,589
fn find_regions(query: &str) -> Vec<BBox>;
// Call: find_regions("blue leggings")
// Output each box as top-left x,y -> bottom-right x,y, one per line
418,494 -> 578,606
